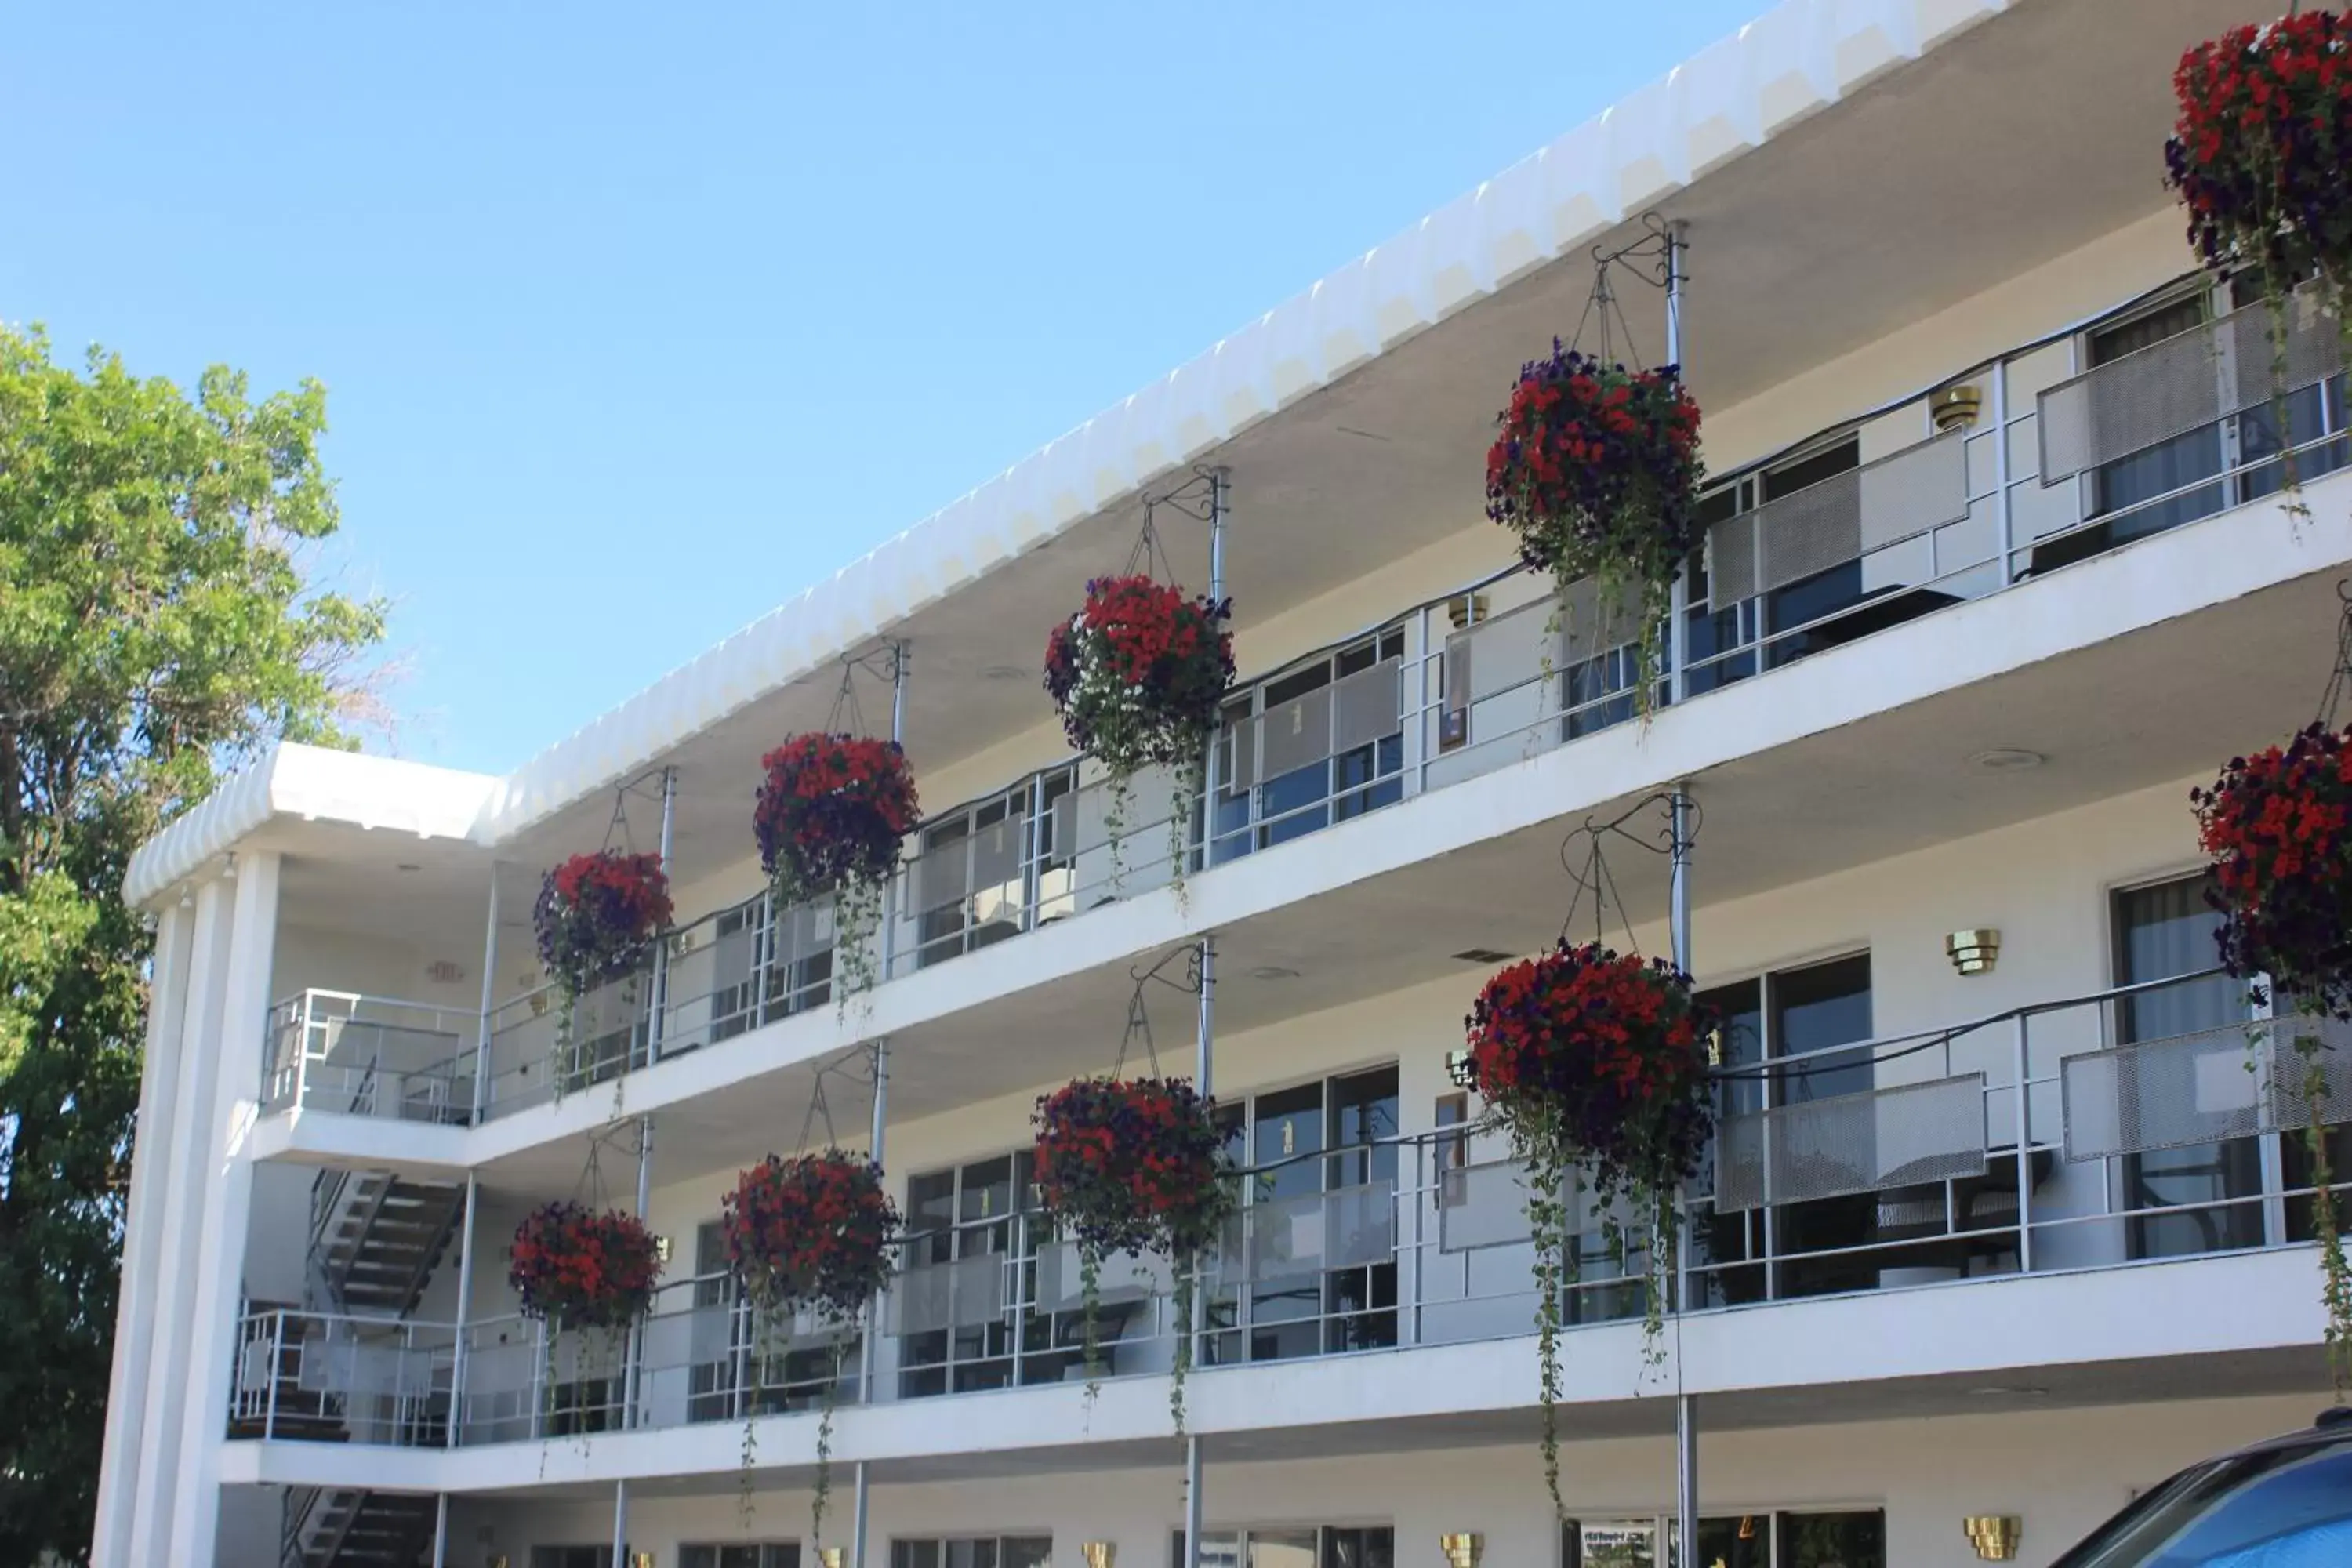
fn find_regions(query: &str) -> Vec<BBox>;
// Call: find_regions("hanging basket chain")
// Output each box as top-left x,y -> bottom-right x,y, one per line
1552,792 -> 1685,953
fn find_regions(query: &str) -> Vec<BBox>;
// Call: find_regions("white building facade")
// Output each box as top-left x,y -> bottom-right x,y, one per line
89,2 -> 2352,1566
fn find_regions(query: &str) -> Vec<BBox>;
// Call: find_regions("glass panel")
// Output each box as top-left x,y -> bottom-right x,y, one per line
1249,1530 -> 1319,1568
1002,1541 -> 1053,1568
1769,955 -> 1877,1298
1573,1520 -> 1659,1568
1693,1516 -> 1769,1568
2116,876 -> 2264,1259
1321,1530 -> 1394,1568
1696,980 -> 1765,1306
1776,1511 -> 1885,1568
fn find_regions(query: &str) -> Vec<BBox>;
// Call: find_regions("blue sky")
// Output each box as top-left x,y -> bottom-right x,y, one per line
5,2 -> 1767,775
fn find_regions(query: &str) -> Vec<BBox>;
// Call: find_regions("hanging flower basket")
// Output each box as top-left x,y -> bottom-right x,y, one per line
1485,344 -> 1701,708
1033,1076 -> 1232,1432
2194,720 -> 2352,1394
2194,721 -> 2352,1014
722,1149 -> 902,1544
2167,16 -> 2352,289
1044,575 -> 1233,894
507,1200 -> 663,1331
755,735 -> 919,1002
2167,16 -> 2352,501
1463,939 -> 1713,1512
533,851 -> 673,998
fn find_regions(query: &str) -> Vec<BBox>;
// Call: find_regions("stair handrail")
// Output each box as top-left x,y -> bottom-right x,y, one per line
307,1487 -> 368,1568
278,1483 -> 323,1568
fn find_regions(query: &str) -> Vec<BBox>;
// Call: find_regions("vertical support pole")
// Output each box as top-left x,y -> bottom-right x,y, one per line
1668,781 -> 1698,1568
612,1477 -> 629,1565
474,869 -> 499,1124
1192,939 -> 1215,1377
446,1174 -> 479,1450
851,1458 -> 873,1568
263,1312 -> 285,1441
882,643 -> 909,980
1202,470 -> 1230,872
1992,350 -> 2015,586
624,1117 -> 653,1428
432,1493 -> 449,1568
861,1038 -> 890,1406
755,887 -> 776,1029
529,1317 -> 547,1439
1184,1432 -> 1206,1568
2013,1015 -> 2035,1273
648,769 -> 677,1065
1663,221 -> 1692,709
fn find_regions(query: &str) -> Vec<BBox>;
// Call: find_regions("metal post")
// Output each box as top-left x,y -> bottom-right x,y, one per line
611,1477 -> 628,1565
1201,470 -> 1231,873
883,643 -> 909,980
1992,348 -> 2015,586
2013,1015 -> 2035,1273
648,769 -> 677,1065
264,1312 -> 285,1440
446,1174 -> 479,1450
1664,221 -> 1691,707
755,888 -> 776,1029
1192,939 -> 1215,1372
1668,781 -> 1697,1568
431,1493 -> 448,1568
851,1459 -> 873,1568
474,872 -> 499,1124
529,1317 -> 546,1439
861,1038 -> 890,1405
1184,1432 -> 1205,1568
624,1117 -> 653,1429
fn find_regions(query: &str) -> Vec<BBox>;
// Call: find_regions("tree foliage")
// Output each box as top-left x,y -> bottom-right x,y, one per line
0,325 -> 384,1563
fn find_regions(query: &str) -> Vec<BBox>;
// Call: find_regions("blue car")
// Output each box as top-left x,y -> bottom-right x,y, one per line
2054,1408 -> 2352,1567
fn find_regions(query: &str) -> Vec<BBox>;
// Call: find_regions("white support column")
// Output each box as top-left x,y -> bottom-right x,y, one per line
167,849 -> 282,1566
1187,942 -> 1214,1568
612,1478 -> 630,1564
1184,1434 -> 1205,1568
622,1117 -> 653,1428
648,770 -> 677,1064
92,900 -> 194,1568
1668,784 -> 1697,1568
472,868 -> 499,1125
851,1458 -> 873,1568
1664,221 -> 1692,708
123,873 -> 234,1568
446,1173 -> 480,1449
859,1038 -> 889,1406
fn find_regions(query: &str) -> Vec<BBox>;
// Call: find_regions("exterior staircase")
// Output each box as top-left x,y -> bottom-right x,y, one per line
282,1486 -> 437,1568
314,1170 -> 466,1316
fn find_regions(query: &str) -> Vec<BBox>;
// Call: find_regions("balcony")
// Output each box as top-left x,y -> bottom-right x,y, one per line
227,969 -> 2352,1453
226,279 -> 2307,1132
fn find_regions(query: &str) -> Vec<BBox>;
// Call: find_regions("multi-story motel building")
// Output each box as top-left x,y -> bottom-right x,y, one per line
88,2 -> 2352,1564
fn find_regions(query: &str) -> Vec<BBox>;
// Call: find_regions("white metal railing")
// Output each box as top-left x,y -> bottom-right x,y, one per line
263,989 -> 479,1125
227,968 -> 2352,1448
274,282 -> 2348,1128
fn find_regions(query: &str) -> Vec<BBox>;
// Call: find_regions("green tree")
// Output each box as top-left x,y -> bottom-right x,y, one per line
0,325 -> 385,1564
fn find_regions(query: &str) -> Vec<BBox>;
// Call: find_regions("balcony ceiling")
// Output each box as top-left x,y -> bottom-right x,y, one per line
474,0 -> 2276,898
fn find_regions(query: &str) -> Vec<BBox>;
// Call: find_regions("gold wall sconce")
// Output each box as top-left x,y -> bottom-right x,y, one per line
819,1550 -> 847,1568
1964,1516 -> 2022,1561
1439,1534 -> 1483,1568
1083,1544 -> 1117,1568
1946,928 -> 2001,976
1445,594 -> 1491,632
1931,382 -> 1985,432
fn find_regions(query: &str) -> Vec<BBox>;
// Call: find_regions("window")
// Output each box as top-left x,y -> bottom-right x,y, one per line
1210,627 -> 1406,866
681,1547 -> 800,1568
1563,1511 -> 1882,1568
1171,1526 -> 1392,1568
910,768 -> 1076,971
531,1549 -> 615,1568
1203,1065 -> 1400,1364
1693,954 -> 1874,1303
898,1149 -> 1100,1396
892,1537 -> 1052,1568
2113,874 -> 2264,1261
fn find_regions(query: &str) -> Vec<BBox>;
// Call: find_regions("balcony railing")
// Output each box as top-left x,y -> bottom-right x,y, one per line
228,970 -> 2352,1449
269,284 -> 2352,1129
263,990 -> 481,1125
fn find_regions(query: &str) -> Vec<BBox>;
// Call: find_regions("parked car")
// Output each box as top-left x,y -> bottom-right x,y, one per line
2053,1408 -> 2352,1566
